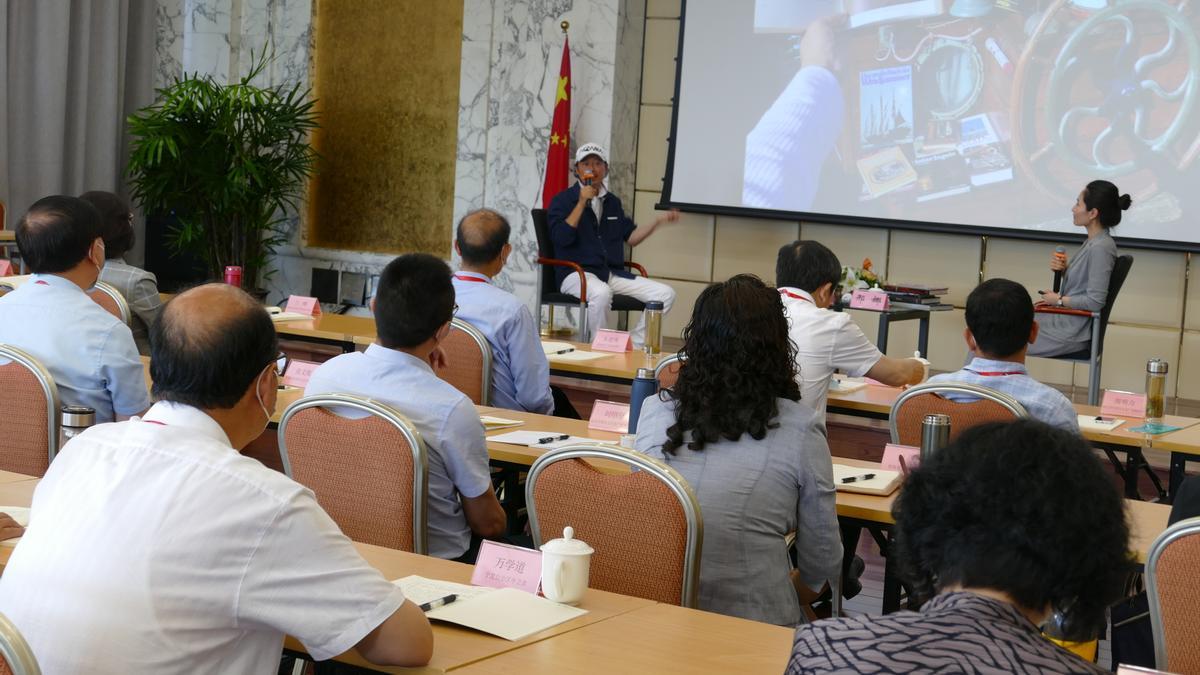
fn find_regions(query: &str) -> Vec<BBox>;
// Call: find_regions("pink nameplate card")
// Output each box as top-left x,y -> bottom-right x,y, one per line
588,400 -> 631,432
471,540 -> 542,593
849,289 -> 889,311
1101,390 -> 1147,418
0,260 -> 11,276
282,359 -> 319,388
284,295 -> 321,316
881,444 -> 920,474
591,328 -> 632,352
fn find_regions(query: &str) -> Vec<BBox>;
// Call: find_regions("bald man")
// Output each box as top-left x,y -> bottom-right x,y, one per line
453,209 -> 578,418
0,284 -> 433,674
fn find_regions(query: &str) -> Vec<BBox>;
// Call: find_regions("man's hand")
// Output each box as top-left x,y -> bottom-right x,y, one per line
429,346 -> 448,370
654,209 -> 681,227
577,183 -> 599,204
800,14 -> 844,71
0,513 -> 25,541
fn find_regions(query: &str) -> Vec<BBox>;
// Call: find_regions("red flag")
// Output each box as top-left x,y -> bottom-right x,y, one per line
542,37 -> 571,209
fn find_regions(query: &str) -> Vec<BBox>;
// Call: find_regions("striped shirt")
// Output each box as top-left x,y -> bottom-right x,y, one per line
786,592 -> 1106,674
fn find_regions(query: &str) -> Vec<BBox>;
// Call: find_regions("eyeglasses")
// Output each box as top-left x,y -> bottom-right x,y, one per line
452,304 -> 459,317
269,352 -> 290,377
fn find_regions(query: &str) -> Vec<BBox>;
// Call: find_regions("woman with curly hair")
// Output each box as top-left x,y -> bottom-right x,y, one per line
634,273 -> 841,626
786,420 -> 1134,674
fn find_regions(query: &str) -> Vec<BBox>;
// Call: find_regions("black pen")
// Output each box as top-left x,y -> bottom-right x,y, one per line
538,434 -> 570,444
419,594 -> 457,612
549,347 -> 575,355
841,473 -> 876,484
1095,415 -> 1113,423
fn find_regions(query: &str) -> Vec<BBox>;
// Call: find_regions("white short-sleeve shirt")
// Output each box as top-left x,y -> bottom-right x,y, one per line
779,287 -> 883,423
0,402 -> 405,674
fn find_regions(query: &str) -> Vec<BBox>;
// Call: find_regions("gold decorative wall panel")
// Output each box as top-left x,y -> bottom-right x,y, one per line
306,0 -> 464,255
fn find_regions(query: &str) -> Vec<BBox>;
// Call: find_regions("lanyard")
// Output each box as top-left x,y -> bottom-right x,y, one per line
779,289 -> 811,303
965,369 -> 1022,377
453,274 -> 489,284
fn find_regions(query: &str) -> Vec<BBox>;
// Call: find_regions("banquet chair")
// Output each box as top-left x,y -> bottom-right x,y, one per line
279,394 -> 429,553
526,443 -> 703,607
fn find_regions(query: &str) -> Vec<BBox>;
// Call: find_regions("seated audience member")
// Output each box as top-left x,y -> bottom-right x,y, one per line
81,190 -> 163,354
635,274 -> 841,626
775,240 -> 925,424
786,420 -> 1133,674
0,284 -> 433,673
927,278 -> 1078,432
306,253 -> 506,562
0,195 -> 150,422
452,208 -> 578,418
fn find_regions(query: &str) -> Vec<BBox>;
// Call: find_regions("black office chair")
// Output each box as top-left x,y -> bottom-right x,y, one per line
531,208 -> 648,340
1032,253 -> 1134,405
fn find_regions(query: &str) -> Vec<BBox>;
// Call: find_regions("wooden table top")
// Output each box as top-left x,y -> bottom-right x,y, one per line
478,406 -> 627,474
454,601 -> 793,674
275,313 -> 376,345
826,383 -> 1200,450
544,340 -> 673,380
0,231 -> 13,243
1145,421 -> 1200,454
283,542 -> 654,674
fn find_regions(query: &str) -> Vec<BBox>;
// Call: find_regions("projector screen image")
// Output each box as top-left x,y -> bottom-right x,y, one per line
664,0 -> 1200,249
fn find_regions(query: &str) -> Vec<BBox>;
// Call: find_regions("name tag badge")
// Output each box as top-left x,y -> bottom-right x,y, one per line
606,216 -> 618,220
471,540 -> 542,593
282,360 -> 319,388
284,295 -> 322,316
588,400 -> 630,432
1101,390 -> 1147,418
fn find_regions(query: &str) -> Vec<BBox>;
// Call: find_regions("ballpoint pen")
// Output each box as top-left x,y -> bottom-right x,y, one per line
538,434 -> 570,444
419,594 -> 457,612
549,347 -> 575,355
841,473 -> 876,484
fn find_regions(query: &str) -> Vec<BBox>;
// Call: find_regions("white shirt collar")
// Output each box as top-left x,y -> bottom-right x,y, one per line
453,270 -> 492,283
778,286 -> 817,304
363,343 -> 434,374
140,401 -> 234,448
29,273 -> 83,292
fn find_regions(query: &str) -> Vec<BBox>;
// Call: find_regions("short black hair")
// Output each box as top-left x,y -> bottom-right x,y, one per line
79,191 -> 135,259
965,278 -> 1033,358
16,196 -> 102,273
775,240 -> 841,292
150,286 -> 279,409
893,420 -> 1134,639
375,253 -> 455,349
1083,180 -> 1132,230
456,209 -> 511,266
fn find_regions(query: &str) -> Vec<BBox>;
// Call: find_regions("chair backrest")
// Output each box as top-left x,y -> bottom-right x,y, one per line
87,281 -> 132,326
889,382 -> 1028,445
434,318 -> 492,405
0,344 -> 60,476
531,208 -> 558,295
0,611 -> 41,675
1095,254 -> 1133,354
279,394 -> 429,554
526,443 -> 703,607
1147,516 -> 1200,672
654,353 -> 685,390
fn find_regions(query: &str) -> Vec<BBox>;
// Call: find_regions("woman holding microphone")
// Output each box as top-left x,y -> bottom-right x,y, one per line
1030,180 -> 1130,357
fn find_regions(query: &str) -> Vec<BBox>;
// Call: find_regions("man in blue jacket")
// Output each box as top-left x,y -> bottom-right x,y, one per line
547,143 -> 678,345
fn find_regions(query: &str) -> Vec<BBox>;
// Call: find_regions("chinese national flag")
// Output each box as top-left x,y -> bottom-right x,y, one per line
542,37 -> 571,209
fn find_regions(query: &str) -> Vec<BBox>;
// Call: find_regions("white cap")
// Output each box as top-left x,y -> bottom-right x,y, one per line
575,143 -> 608,164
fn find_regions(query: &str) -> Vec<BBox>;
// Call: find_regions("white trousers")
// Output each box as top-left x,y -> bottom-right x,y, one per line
560,272 -> 676,345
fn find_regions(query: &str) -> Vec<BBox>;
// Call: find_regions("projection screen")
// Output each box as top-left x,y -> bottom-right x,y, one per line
661,0 -> 1200,250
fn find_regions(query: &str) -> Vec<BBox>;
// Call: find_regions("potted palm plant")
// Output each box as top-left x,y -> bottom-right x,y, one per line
126,53 -> 318,289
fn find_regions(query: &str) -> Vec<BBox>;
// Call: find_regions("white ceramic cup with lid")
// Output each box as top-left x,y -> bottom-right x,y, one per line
539,526 -> 594,605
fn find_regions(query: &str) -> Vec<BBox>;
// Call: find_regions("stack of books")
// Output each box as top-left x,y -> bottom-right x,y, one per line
882,283 -> 952,311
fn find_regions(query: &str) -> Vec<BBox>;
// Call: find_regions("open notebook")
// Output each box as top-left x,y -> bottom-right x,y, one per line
832,464 -> 901,496
395,576 -> 587,641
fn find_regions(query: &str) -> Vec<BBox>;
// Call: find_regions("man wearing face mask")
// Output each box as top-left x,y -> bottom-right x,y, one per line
0,195 -> 150,422
547,143 -> 679,345
0,283 -> 434,672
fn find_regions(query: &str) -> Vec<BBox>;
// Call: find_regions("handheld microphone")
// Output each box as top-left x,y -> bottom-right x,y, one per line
581,170 -> 596,208
1052,246 -> 1066,293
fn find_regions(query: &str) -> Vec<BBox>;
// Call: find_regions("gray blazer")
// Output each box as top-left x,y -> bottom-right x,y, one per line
1029,231 -> 1117,357
634,395 -> 842,627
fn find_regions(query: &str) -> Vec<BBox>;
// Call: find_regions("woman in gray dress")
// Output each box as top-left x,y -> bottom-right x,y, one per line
1031,180 -> 1130,357
634,274 -> 842,627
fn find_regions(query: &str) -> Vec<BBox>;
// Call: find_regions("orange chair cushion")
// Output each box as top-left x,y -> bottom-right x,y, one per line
894,392 -> 1019,446
0,360 -> 52,476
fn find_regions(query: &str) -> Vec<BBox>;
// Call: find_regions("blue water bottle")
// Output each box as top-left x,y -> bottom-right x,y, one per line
628,367 -> 658,434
